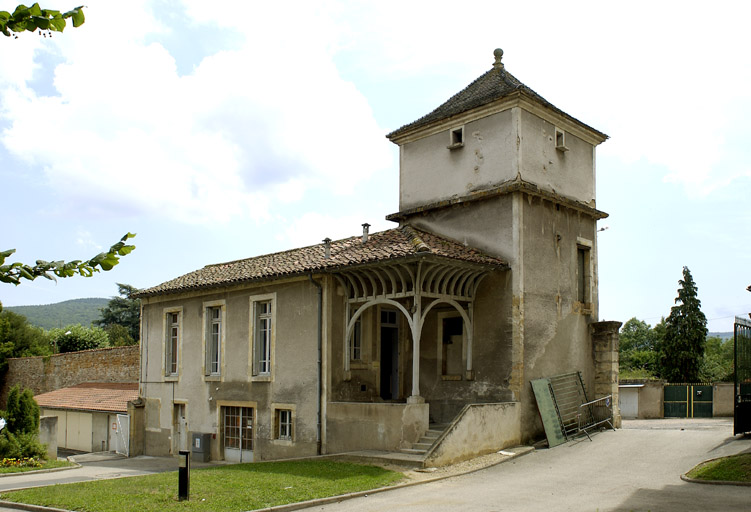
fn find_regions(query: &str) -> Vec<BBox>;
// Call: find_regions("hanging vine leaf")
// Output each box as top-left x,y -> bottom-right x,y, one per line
0,233 -> 136,285
0,4 -> 84,38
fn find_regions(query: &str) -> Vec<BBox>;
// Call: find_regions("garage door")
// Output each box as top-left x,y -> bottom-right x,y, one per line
65,411 -> 93,451
619,388 -> 639,418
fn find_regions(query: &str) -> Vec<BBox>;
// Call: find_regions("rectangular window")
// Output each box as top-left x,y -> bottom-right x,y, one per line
206,306 -> 222,376
166,312 -> 180,376
350,317 -> 362,361
577,246 -> 590,303
223,406 -> 253,451
254,300 -> 272,376
276,409 -> 293,441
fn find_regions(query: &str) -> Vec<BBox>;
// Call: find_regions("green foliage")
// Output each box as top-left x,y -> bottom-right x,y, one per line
700,336 -> 734,382
0,386 -> 45,460
0,4 -> 84,38
5,298 -> 109,330
0,309 -> 51,373
5,386 -> 39,435
49,324 -> 108,353
659,267 -> 708,382
619,317 -> 664,378
104,323 -> 136,347
95,284 -> 141,342
0,431 -> 45,460
0,233 -> 136,286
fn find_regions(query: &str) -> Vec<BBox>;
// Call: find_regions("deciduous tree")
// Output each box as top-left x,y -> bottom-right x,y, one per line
95,284 -> 140,343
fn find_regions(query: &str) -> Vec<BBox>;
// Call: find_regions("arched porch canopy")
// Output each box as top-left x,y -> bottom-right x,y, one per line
332,254 -> 506,402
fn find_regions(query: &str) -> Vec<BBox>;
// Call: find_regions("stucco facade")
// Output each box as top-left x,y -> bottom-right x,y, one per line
137,49 -> 614,464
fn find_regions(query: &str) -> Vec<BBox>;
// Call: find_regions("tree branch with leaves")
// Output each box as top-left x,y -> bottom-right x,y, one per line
0,3 -> 84,38
0,233 -> 136,285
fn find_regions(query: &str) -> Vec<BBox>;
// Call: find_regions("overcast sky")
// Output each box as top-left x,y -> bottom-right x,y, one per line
1,1 -> 749,333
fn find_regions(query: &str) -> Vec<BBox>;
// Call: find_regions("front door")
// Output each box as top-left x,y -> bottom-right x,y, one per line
380,310 -> 399,400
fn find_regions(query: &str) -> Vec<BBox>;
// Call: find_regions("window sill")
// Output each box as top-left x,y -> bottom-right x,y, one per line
446,142 -> 464,150
252,375 -> 272,382
350,362 -> 369,370
164,375 -> 179,382
204,375 -> 221,382
441,374 -> 462,381
271,439 -> 294,446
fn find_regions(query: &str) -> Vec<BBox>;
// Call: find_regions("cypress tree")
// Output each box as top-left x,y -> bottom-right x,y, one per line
659,266 -> 708,382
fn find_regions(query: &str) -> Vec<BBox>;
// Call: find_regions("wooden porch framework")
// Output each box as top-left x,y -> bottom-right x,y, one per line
332,256 -> 498,402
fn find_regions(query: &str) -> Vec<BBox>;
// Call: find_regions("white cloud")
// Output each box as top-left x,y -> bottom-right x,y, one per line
0,0 -> 391,226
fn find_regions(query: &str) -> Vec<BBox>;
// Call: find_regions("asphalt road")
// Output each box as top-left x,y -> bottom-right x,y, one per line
302,418 -> 750,512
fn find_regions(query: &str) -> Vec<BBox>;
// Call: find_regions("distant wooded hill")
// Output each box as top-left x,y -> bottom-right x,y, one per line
5,298 -> 108,330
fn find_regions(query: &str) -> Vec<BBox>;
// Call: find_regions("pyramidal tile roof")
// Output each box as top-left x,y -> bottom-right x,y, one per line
387,48 -> 606,141
35,383 -> 139,413
137,226 -> 507,297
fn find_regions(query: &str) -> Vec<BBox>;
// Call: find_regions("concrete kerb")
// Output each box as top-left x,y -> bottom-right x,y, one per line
0,446 -> 535,512
680,454 -> 751,487
0,462 -> 81,479
254,446 -> 535,512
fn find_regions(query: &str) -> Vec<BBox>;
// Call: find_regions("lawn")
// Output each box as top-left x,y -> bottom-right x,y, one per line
0,458 -> 73,474
686,453 -> 751,483
0,460 -> 403,512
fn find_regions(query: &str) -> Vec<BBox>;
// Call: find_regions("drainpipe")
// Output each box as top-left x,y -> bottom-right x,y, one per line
308,274 -> 323,455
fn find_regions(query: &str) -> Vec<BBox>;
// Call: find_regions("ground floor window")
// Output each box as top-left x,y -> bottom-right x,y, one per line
223,406 -> 253,451
275,409 -> 293,440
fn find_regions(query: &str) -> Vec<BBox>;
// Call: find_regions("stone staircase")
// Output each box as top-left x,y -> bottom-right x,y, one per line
335,423 -> 450,468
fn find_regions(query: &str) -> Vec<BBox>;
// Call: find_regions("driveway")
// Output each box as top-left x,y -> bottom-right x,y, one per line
302,418 -> 750,512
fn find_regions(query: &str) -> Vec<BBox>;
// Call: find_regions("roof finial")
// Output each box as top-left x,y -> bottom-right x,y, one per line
493,48 -> 504,70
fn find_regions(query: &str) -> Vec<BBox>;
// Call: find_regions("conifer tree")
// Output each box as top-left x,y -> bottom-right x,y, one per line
659,266 -> 708,382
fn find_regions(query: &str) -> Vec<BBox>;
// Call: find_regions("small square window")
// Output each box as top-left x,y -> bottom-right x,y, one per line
447,126 -> 464,149
555,128 -> 569,152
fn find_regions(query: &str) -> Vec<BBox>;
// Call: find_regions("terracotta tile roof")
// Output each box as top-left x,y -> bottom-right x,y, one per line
35,383 -> 139,413
387,51 -> 607,141
137,226 -> 507,298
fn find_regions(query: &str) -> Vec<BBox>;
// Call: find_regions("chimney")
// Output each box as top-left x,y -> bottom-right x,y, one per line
361,223 -> 371,244
323,238 -> 331,259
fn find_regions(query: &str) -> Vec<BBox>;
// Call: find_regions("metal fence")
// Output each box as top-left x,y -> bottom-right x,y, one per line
576,395 -> 615,441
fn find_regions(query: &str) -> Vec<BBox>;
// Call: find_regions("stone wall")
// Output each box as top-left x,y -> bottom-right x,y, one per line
1,345 -> 139,406
591,321 -> 622,427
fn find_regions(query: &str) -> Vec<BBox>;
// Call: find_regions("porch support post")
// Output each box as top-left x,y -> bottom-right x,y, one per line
408,262 -> 424,404
465,302 -> 475,380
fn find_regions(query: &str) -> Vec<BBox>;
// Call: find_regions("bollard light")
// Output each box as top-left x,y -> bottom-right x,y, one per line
178,449 -> 190,501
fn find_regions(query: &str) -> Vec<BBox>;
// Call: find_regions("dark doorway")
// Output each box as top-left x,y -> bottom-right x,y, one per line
380,310 -> 399,400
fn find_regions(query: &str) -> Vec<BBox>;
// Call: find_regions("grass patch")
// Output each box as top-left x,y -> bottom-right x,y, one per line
0,460 -> 403,512
686,453 -> 751,483
0,459 -> 73,474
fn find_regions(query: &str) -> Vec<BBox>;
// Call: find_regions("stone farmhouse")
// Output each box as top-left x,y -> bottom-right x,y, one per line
134,49 -> 618,466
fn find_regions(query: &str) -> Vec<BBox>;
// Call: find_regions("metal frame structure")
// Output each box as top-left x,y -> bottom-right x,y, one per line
734,316 -> 751,435
333,255 -> 495,401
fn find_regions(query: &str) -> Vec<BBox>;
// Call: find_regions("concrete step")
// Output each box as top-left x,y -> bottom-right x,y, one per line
334,450 -> 425,468
413,442 -> 433,451
400,447 -> 428,455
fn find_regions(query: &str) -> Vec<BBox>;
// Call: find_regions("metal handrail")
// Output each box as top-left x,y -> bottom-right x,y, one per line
576,395 -> 615,441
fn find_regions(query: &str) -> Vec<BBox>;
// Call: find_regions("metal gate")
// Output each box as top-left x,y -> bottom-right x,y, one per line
664,384 -> 713,418
115,414 -> 129,456
734,316 -> 751,435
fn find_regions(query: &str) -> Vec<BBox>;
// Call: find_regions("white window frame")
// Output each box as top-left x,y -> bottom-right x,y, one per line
203,300 -> 225,379
249,293 -> 276,381
271,403 -> 296,444
163,307 -> 183,380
